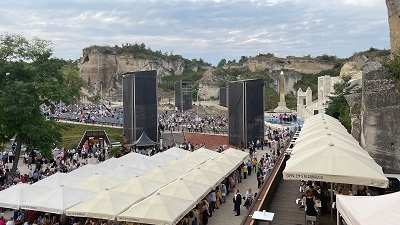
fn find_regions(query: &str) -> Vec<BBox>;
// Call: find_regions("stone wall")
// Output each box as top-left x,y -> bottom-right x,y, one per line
386,0 -> 400,55
360,61 -> 400,173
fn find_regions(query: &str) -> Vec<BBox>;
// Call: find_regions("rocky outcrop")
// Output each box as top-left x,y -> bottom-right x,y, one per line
386,0 -> 400,54
344,93 -> 362,142
246,57 -> 334,74
359,61 -> 400,173
78,46 -> 185,96
340,55 -> 365,80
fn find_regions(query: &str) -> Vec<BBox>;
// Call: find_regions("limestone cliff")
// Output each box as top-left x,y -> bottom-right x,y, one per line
78,46 -> 185,97
359,61 -> 400,173
386,0 -> 400,55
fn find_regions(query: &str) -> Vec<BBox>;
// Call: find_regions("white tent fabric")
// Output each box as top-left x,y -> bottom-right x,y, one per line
66,189 -> 144,220
158,178 -> 212,202
126,158 -> 161,171
162,159 -> 198,174
73,174 -> 124,192
103,165 -> 147,180
194,147 -> 220,158
97,157 -> 127,170
199,159 -> 233,175
212,154 -> 242,170
32,173 -> 84,188
21,186 -> 95,214
163,147 -> 190,158
0,183 -> 43,209
181,167 -> 223,186
140,166 -> 182,184
296,128 -> 354,142
117,193 -> 196,225
149,153 -> 180,166
336,193 -> 400,225
68,164 -> 109,179
178,152 -> 210,165
291,134 -> 369,156
112,176 -> 166,196
283,143 -> 388,188
222,148 -> 249,161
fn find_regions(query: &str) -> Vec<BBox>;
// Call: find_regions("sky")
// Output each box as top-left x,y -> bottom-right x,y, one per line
0,0 -> 391,66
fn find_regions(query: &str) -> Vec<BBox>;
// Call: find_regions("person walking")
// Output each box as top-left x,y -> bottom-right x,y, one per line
234,189 -> 242,216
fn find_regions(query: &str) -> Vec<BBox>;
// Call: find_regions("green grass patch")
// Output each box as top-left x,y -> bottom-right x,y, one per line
55,123 -> 124,149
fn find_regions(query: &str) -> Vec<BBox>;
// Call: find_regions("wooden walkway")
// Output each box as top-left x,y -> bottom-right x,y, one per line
268,179 -> 337,225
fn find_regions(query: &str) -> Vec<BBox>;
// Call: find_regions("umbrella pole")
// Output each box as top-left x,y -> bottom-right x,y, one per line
330,182 -> 334,221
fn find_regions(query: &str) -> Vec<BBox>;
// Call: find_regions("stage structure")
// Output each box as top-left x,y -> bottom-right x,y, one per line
122,70 -> 158,143
228,79 -> 264,148
175,80 -> 193,112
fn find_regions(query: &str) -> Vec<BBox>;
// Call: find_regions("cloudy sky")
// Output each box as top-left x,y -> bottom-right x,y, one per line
0,0 -> 390,65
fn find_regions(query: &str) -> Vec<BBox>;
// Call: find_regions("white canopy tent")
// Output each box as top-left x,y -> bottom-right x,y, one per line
149,153 -> 180,166
296,128 -> 354,143
336,192 -> 400,225
66,189 -> 144,220
178,152 -> 210,165
73,174 -> 124,192
158,178 -> 212,202
162,158 -> 198,174
199,159 -> 233,176
112,176 -> 166,196
32,172 -> 84,188
103,165 -> 147,180
291,134 -> 369,156
181,167 -> 224,186
0,183 -> 43,209
21,185 -> 95,214
222,148 -> 249,161
140,166 -> 182,184
117,193 -> 196,225
283,143 -> 388,188
162,147 -> 190,158
96,157 -> 127,170
68,164 -> 109,179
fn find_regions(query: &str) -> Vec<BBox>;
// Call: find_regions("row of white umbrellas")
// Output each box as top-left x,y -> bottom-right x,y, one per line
0,147 -> 248,225
283,113 -> 388,188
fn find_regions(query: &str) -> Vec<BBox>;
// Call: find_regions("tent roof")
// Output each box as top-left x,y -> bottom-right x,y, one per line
130,132 -> 156,147
66,189 -> 144,220
337,192 -> 400,225
283,144 -> 388,188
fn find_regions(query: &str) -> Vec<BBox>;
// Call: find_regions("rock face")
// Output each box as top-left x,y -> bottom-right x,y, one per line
340,55 -> 365,80
359,61 -> 400,173
386,0 -> 400,54
78,46 -> 185,95
246,57 -> 334,74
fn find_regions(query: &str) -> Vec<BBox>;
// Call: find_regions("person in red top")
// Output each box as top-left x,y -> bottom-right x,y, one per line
27,211 -> 35,223
0,216 -> 5,225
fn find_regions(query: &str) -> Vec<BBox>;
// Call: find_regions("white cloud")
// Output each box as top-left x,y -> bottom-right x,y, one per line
0,0 -> 390,65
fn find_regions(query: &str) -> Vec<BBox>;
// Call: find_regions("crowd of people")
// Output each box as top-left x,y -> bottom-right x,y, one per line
158,110 -> 227,134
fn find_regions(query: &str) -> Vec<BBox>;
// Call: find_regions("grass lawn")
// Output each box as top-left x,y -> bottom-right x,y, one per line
55,123 -> 124,149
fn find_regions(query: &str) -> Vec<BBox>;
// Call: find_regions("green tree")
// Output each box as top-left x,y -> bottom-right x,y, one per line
217,59 -> 226,67
0,34 -> 80,176
325,76 -> 360,132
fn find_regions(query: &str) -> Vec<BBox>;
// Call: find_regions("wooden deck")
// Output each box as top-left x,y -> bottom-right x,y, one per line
268,179 -> 337,225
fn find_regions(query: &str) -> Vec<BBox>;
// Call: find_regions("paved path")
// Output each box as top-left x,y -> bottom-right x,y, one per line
207,150 -> 260,225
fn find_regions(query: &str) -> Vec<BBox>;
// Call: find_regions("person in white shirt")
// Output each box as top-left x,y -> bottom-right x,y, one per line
5,217 -> 14,225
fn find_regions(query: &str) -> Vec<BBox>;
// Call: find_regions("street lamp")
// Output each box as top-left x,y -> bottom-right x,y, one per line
196,86 -> 203,116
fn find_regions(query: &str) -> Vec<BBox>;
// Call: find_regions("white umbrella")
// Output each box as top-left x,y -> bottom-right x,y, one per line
112,176 -> 165,196
162,159 -> 197,174
291,134 -> 369,156
104,165 -> 147,180
222,148 -> 249,161
181,167 -> 223,186
212,154 -> 242,169
66,189 -> 144,220
0,184 -> 46,209
140,166 -> 182,184
150,153 -> 179,166
158,178 -> 212,202
68,164 -> 109,179
199,159 -> 233,175
297,128 -> 354,142
73,174 -> 124,192
194,147 -> 220,158
33,173 -> 84,188
336,192 -> 400,225
283,143 -> 388,188
128,158 -> 161,171
179,152 -> 210,165
163,147 -> 190,158
117,193 -> 195,225
97,157 -> 126,170
118,152 -> 149,164
21,185 -> 95,214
